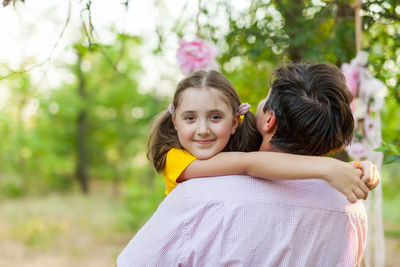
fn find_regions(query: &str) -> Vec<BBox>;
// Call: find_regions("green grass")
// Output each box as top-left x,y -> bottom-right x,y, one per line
0,191 -> 131,250
0,177 -> 167,267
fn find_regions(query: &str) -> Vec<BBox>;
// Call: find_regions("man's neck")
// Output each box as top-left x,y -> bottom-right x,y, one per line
259,138 -> 284,153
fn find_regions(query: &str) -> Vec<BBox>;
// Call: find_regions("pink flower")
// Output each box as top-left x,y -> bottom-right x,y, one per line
177,38 -> 219,74
352,98 -> 368,120
364,114 -> 377,138
346,141 -> 368,161
352,51 -> 369,67
359,75 -> 387,112
341,63 -> 359,96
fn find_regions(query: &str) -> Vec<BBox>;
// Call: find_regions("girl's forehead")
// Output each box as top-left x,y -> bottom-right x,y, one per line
180,87 -> 226,101
178,87 -> 232,110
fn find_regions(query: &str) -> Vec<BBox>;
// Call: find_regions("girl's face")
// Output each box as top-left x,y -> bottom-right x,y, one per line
172,87 -> 239,160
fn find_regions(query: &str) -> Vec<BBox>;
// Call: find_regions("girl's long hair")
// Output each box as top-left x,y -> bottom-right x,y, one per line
147,70 -> 262,172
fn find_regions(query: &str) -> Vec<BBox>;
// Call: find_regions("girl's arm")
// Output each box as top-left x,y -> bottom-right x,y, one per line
179,151 -> 377,203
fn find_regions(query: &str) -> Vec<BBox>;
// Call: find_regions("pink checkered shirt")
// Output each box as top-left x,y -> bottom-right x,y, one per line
118,175 -> 367,267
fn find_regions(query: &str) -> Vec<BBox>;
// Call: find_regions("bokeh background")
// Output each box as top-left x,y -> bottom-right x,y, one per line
0,0 -> 399,266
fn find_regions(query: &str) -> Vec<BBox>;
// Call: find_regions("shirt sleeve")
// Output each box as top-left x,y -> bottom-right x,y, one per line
162,148 -> 197,195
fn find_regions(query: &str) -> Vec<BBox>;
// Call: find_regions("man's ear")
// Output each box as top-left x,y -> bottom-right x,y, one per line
231,114 -> 240,134
262,110 -> 277,133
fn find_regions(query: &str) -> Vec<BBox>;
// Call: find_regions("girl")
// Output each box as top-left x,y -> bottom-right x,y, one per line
148,70 -> 378,203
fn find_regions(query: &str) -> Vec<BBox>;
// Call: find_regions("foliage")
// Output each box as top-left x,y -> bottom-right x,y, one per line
66,35 -> 161,187
375,142 -> 400,165
121,170 -> 165,230
0,33 -> 164,194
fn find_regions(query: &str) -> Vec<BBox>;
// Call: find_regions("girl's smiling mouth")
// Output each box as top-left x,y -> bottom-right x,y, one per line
195,140 -> 215,145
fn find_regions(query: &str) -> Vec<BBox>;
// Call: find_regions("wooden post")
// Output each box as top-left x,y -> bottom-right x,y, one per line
354,0 -> 362,53
196,0 -> 202,37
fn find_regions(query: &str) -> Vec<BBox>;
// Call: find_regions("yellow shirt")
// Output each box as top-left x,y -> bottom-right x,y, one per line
162,148 -> 197,195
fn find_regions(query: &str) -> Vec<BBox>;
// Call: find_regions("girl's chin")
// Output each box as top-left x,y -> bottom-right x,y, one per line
193,152 -> 217,160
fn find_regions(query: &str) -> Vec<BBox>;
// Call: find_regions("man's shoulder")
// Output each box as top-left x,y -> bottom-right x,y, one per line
180,175 -> 265,193
176,175 -> 365,213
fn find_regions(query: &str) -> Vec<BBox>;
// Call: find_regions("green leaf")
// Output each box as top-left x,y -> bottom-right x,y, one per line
383,155 -> 400,165
388,143 -> 400,154
374,146 -> 389,152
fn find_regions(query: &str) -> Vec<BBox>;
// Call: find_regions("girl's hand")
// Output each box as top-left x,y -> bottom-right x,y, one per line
352,161 -> 381,191
324,159 -> 369,203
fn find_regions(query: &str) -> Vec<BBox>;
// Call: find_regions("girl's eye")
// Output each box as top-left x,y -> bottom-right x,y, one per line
184,116 -> 195,121
210,114 -> 222,121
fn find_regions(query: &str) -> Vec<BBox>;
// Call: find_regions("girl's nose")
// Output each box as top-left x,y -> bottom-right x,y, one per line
196,120 -> 210,135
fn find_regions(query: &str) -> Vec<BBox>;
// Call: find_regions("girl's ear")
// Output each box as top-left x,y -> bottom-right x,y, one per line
231,114 -> 240,134
172,115 -> 177,130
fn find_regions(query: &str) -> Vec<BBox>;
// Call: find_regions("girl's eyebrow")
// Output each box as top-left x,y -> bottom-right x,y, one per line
208,109 -> 224,113
180,109 -> 225,116
180,110 -> 197,116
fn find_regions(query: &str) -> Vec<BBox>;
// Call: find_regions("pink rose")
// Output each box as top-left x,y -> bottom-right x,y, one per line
346,141 -> 368,161
352,98 -> 368,120
364,114 -> 377,138
177,38 -> 219,74
359,76 -> 387,112
341,63 -> 359,96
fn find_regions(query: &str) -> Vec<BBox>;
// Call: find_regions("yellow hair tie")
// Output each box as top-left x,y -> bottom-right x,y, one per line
239,115 -> 245,124
238,103 -> 250,124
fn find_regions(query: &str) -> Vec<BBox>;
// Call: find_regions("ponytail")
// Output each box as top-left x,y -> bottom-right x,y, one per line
147,111 -> 182,172
224,111 -> 262,153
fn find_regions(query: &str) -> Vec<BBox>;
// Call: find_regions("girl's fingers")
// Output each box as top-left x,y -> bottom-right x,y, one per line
347,192 -> 357,204
358,180 -> 369,195
359,161 -> 370,181
349,160 -> 380,200
367,167 -> 375,188
359,161 -> 381,188
353,187 -> 366,200
368,167 -> 380,190
355,161 -> 371,184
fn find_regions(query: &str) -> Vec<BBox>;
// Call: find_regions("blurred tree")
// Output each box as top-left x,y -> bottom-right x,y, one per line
49,34 -> 162,193
0,33 -> 163,195
0,73 -> 34,196
75,48 -> 89,193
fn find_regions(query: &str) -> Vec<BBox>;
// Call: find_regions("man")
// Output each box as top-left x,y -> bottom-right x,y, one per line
118,63 -> 371,266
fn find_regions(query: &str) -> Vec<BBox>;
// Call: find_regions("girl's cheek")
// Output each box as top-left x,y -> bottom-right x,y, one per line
178,125 -> 195,136
217,123 -> 234,139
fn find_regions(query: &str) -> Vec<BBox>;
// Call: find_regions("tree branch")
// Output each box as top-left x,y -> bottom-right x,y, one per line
80,0 -> 95,51
0,0 -> 71,80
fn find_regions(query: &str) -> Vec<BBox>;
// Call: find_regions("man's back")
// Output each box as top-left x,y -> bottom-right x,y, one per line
118,175 -> 367,267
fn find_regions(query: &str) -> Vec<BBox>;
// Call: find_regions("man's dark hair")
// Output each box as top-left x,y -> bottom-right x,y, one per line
264,62 -> 354,156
